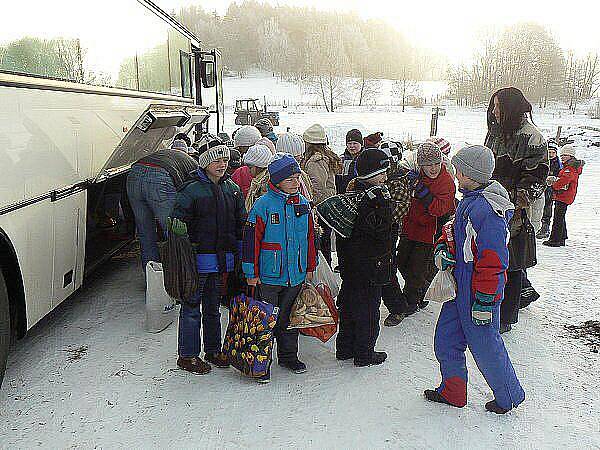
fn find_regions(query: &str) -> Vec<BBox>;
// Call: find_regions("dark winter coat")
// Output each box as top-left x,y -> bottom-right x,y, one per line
335,150 -> 360,194
549,156 -> 562,177
336,180 -> 395,286
170,169 -> 247,273
136,148 -> 198,190
402,165 -> 456,244
553,159 -> 584,205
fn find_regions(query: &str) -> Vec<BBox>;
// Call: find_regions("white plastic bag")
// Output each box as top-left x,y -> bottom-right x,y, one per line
424,269 -> 457,304
145,262 -> 176,333
313,251 -> 341,298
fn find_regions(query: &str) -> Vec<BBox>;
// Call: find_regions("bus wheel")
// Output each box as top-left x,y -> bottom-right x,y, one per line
0,271 -> 9,388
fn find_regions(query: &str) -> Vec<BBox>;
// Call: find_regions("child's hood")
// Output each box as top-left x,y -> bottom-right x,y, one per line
481,181 -> 514,217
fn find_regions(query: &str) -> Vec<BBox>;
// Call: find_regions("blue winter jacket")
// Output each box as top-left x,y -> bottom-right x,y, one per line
242,183 -> 318,287
453,181 -> 514,304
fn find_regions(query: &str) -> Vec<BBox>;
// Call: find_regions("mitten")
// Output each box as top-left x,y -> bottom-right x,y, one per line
472,292 -> 495,326
434,243 -> 456,271
168,217 -> 188,236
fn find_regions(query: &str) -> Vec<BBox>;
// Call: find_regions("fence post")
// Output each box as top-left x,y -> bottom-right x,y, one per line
430,107 -> 439,137
556,126 -> 562,143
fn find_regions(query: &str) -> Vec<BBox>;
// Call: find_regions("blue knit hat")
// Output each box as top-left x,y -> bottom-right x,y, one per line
268,152 -> 301,185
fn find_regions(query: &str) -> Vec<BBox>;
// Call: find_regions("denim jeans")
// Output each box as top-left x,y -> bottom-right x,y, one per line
126,164 -> 177,271
178,274 -> 222,357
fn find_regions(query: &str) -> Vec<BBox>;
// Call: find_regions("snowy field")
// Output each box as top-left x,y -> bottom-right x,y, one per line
1,79 -> 600,448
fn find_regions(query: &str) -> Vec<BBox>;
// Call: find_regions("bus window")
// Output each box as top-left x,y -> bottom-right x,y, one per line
180,51 -> 192,98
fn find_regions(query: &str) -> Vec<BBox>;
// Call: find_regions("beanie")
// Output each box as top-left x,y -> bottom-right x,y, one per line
451,145 -> 495,183
276,132 -> 305,157
195,134 -> 223,155
427,136 -> 451,155
417,142 -> 442,166
254,118 -> 274,137
198,144 -> 230,169
268,152 -> 301,185
303,124 -> 327,144
380,141 -> 403,161
560,144 -> 576,158
171,139 -> 188,152
256,136 -> 276,154
356,148 -> 390,180
233,125 -> 261,148
346,129 -> 363,145
229,148 -> 242,171
363,132 -> 383,148
548,140 -> 559,152
242,144 -> 273,168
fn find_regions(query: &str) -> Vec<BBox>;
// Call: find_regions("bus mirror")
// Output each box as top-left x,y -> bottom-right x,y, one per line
201,60 -> 216,88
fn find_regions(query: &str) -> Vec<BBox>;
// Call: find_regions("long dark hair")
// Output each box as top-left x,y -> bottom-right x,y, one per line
303,143 -> 342,173
487,87 -> 533,141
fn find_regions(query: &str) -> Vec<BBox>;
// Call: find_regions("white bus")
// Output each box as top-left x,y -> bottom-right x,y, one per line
0,0 -> 224,385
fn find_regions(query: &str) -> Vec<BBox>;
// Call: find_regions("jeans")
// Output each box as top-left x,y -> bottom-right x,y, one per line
126,164 -> 177,271
178,274 -> 222,357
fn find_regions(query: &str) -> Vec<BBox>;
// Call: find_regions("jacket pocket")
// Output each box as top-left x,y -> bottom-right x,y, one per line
259,242 -> 282,278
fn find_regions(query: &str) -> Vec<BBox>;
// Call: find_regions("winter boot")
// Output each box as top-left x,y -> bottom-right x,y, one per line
354,351 -> 387,367
424,390 -> 463,408
485,400 -> 510,414
177,356 -> 212,375
419,300 -> 429,309
336,352 -> 354,361
278,359 -> 307,374
384,313 -> 405,327
499,323 -> 512,334
542,240 -> 565,247
205,352 -> 230,368
256,369 -> 271,384
519,286 -> 540,309
536,223 -> 550,239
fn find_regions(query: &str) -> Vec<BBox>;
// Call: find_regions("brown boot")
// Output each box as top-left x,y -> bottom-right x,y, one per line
205,352 -> 230,368
177,356 -> 212,375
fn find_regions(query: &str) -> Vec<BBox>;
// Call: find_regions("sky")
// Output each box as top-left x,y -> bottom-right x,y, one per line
157,0 -> 600,63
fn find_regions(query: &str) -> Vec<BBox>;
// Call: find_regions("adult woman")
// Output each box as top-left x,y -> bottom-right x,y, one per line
484,87 -> 549,333
302,124 -> 342,265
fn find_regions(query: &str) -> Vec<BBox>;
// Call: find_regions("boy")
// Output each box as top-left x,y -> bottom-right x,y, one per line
398,142 -> 456,314
336,129 -> 363,194
242,153 -> 318,383
537,140 -> 562,239
336,148 -> 394,367
170,143 -> 247,375
543,144 -> 584,247
425,144 -> 525,414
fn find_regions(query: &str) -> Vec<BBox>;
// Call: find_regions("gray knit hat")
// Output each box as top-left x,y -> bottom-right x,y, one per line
198,144 -> 230,169
417,142 -> 442,166
233,125 -> 261,148
451,145 -> 495,183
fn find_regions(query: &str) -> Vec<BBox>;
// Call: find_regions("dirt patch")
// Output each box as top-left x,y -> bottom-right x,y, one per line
64,345 -> 89,362
565,321 -> 600,352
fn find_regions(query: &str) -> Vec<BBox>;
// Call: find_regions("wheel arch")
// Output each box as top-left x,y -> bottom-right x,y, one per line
0,228 -> 27,340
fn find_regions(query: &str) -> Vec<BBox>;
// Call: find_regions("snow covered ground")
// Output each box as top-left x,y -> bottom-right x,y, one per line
1,90 -> 600,448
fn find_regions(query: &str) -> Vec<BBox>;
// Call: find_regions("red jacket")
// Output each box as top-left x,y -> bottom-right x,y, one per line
403,165 -> 456,244
552,160 -> 583,205
231,166 -> 253,198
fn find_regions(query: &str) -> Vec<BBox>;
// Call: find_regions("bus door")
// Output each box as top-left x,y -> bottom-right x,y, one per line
194,49 -> 223,137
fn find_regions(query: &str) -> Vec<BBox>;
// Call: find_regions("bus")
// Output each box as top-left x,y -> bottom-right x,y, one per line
0,0 -> 224,386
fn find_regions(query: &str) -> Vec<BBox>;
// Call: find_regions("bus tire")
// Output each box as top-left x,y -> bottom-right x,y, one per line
0,270 -> 9,388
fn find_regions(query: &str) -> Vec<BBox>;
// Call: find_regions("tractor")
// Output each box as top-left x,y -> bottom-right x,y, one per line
234,98 -> 280,127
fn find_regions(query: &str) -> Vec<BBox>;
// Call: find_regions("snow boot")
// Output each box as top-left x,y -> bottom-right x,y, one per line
424,390 -> 463,408
419,300 -> 429,309
256,369 -> 271,384
536,223 -> 550,239
354,351 -> 387,367
384,313 -> 405,327
336,352 -> 354,361
485,400 -> 510,414
205,352 -> 230,368
278,359 -> 307,374
542,240 -> 565,247
519,286 -> 540,309
499,323 -> 512,334
177,356 -> 212,375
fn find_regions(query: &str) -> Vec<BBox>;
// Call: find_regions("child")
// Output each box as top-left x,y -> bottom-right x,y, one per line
336,148 -> 394,367
242,153 -> 318,383
425,144 -> 525,414
537,140 -> 562,239
170,144 -> 247,375
231,143 -> 272,198
543,145 -> 584,247
398,142 -> 456,314
336,129 -> 363,194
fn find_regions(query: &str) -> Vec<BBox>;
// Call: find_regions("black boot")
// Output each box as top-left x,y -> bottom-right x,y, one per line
542,240 -> 565,247
384,313 -> 405,327
485,400 -> 510,414
536,223 -> 550,239
354,351 -> 387,367
424,390 -> 462,408
500,323 -> 512,334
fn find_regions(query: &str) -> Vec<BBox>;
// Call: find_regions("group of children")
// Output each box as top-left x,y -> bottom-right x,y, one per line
143,114 -> 584,414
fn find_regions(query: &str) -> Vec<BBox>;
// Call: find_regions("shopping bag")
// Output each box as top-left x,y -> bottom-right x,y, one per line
300,284 -> 339,343
288,283 -> 335,330
313,252 -> 341,298
159,228 -> 200,302
145,262 -> 176,332
423,269 -> 457,304
222,291 -> 278,378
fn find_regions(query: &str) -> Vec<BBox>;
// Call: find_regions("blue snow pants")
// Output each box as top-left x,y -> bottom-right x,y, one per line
434,299 -> 525,411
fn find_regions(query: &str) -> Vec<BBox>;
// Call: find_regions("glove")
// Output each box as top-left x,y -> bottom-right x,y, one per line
406,170 -> 420,189
546,176 -> 558,186
168,217 -> 188,236
434,243 -> 455,271
472,292 -> 495,326
413,180 -> 430,200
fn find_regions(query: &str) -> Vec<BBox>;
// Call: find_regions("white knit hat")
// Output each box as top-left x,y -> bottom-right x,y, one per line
242,144 -> 273,168
560,144 -> 576,158
233,125 -> 261,148
198,144 -> 230,169
303,123 -> 327,144
276,132 -> 305,157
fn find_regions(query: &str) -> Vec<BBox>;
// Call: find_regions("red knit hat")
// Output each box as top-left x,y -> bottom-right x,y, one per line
427,136 -> 451,155
363,132 -> 383,148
